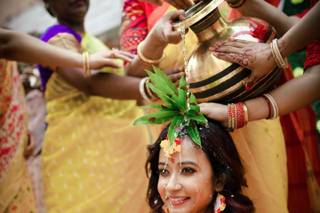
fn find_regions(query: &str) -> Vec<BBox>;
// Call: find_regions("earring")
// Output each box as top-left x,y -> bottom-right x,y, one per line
214,193 -> 226,213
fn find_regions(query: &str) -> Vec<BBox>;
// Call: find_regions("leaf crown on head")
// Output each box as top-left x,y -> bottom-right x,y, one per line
134,67 -> 207,147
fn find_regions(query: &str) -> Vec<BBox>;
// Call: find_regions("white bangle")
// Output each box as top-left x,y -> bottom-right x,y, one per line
270,39 -> 288,69
139,77 -> 152,102
263,93 -> 279,119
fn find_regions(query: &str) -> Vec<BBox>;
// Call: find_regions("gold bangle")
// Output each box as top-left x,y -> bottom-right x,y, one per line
243,103 -> 248,125
82,52 -> 90,76
137,41 -> 165,64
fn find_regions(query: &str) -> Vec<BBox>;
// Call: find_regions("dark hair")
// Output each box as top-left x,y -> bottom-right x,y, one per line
145,119 -> 254,213
42,0 -> 55,17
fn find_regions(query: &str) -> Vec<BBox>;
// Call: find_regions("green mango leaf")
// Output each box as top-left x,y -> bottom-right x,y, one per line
189,104 -> 200,112
189,93 -> 197,104
143,104 -> 163,110
168,115 -> 184,145
187,125 -> 202,147
153,67 -> 177,93
147,69 -> 177,96
147,82 -> 175,107
189,114 -> 207,124
133,111 -> 176,125
178,76 -> 187,89
177,88 -> 187,111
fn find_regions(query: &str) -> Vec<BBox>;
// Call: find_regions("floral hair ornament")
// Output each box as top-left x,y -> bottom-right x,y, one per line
133,67 -> 208,156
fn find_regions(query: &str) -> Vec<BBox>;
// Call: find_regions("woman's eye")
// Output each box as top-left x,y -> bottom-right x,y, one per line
158,168 -> 169,177
181,167 -> 196,174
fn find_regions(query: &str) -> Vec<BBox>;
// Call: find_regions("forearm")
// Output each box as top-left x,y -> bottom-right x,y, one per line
56,67 -> 143,101
125,32 -> 167,77
0,29 -> 82,67
279,2 -> 320,57
245,65 -> 320,121
236,0 -> 295,36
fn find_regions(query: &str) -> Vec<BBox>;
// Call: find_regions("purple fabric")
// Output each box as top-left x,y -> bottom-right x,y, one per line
37,24 -> 82,91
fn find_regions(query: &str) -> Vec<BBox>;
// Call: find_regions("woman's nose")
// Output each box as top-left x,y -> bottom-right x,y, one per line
166,174 -> 182,191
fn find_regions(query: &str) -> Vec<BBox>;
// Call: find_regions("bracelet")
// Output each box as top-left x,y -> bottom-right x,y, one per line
243,103 -> 248,125
228,0 -> 246,8
137,41 -> 165,64
227,102 -> 248,130
145,78 -> 157,101
270,39 -> 288,70
262,93 -> 279,119
82,52 -> 90,76
139,77 -> 152,102
262,95 -> 272,119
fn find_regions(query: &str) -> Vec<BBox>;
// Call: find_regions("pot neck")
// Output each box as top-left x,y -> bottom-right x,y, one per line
190,8 -> 228,42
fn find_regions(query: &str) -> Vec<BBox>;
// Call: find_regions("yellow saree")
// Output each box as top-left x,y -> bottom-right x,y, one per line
40,30 -> 149,212
0,59 -> 36,213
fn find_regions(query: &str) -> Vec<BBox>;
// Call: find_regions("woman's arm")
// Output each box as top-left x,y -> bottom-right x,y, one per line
210,2 -> 320,80
200,65 -> 320,123
44,33 -> 144,102
279,1 -> 320,56
0,28 -> 125,70
125,10 -> 185,77
230,0 -> 297,36
246,65 -> 320,120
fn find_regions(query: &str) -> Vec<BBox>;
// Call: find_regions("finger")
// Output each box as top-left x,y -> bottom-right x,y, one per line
169,1 -> 187,9
228,38 -> 252,44
209,40 -> 226,51
213,46 -> 244,54
221,40 -> 248,48
166,69 -> 183,75
169,10 -> 186,21
112,52 -> 133,63
169,71 -> 185,82
212,52 -> 250,68
101,59 -> 123,68
112,48 -> 135,59
185,0 -> 195,7
166,31 -> 183,44
146,0 -> 163,6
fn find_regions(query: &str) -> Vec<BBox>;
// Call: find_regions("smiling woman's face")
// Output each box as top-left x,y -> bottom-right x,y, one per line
157,137 -> 214,213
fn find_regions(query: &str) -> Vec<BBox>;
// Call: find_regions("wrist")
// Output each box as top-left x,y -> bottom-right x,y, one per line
278,37 -> 289,58
146,30 -> 168,49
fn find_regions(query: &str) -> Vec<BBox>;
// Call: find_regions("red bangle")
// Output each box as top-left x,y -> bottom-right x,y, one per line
236,103 -> 244,128
262,95 -> 272,119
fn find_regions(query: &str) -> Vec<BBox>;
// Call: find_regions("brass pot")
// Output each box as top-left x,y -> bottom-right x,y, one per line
174,0 -> 281,104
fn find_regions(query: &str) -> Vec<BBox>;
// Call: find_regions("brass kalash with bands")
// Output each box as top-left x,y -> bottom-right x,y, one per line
173,0 -> 282,104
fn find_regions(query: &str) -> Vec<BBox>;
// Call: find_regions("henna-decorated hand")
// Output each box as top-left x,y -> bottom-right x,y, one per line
210,39 -> 277,83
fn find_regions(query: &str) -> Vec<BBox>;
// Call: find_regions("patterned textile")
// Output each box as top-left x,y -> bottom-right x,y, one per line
39,25 -> 149,212
4,160 -> 36,213
120,3 -> 289,212
120,0 -> 156,54
0,59 -> 36,212
304,40 -> 320,70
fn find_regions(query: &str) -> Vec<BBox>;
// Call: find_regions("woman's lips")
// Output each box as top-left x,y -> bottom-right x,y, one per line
168,197 -> 190,207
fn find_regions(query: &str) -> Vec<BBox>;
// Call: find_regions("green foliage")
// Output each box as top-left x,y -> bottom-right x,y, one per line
133,67 -> 207,146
